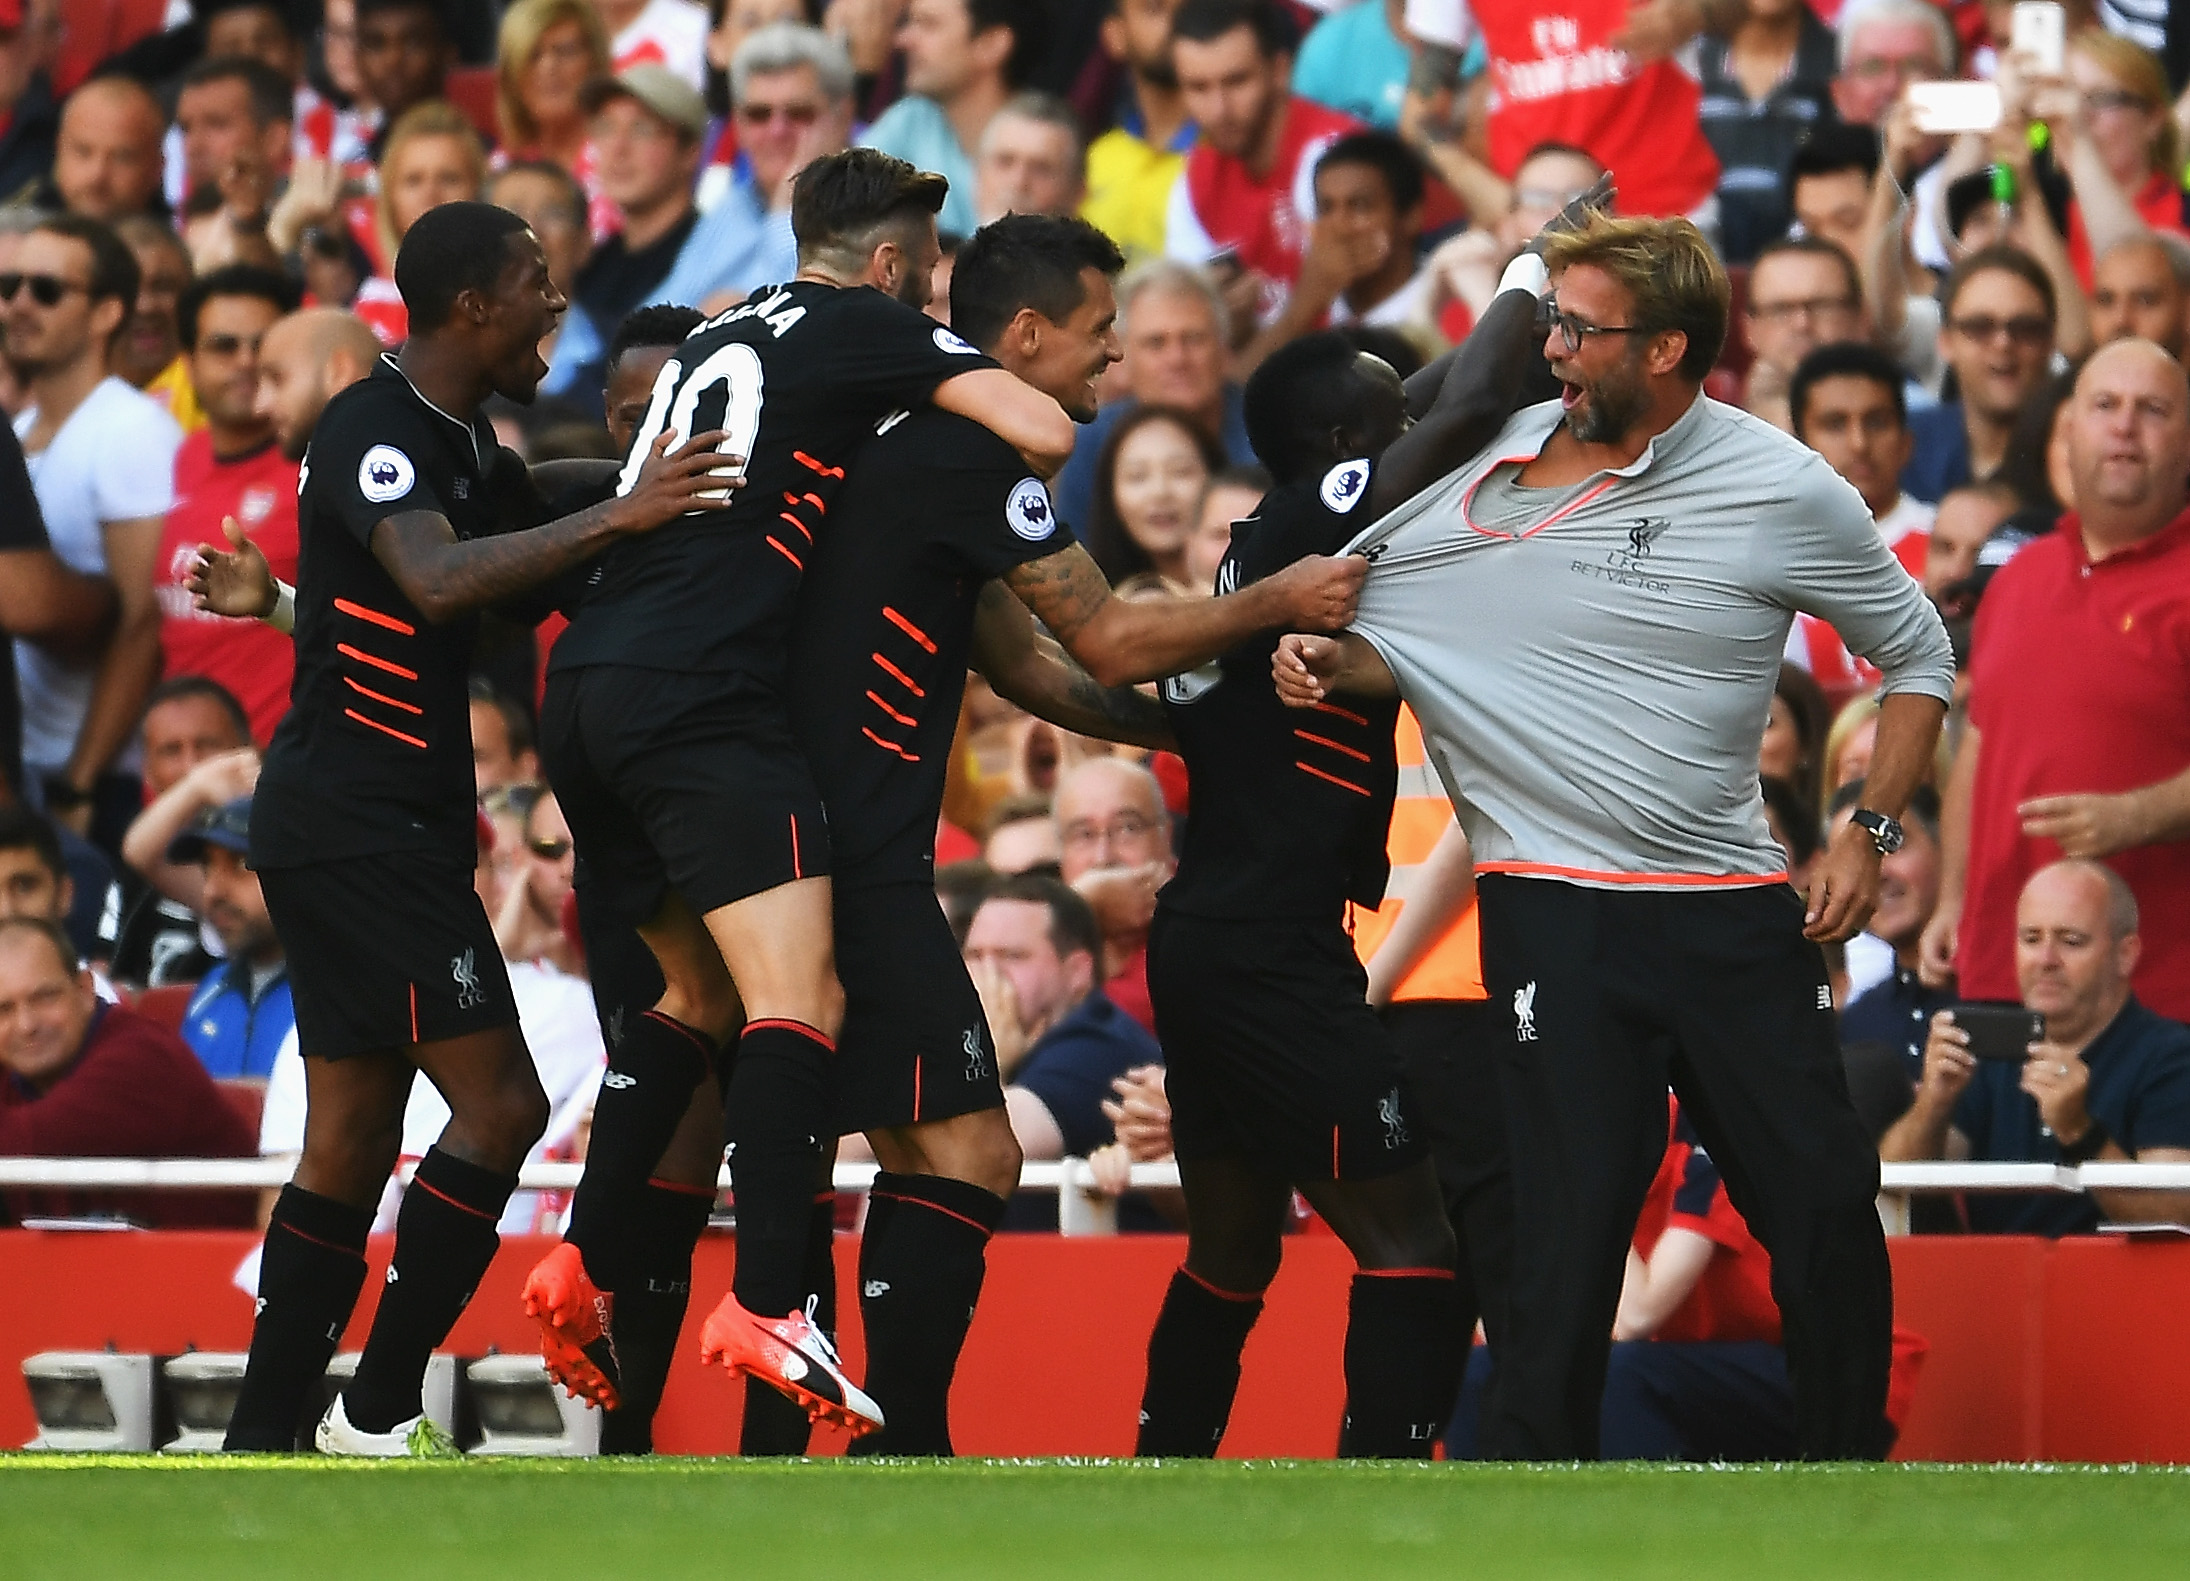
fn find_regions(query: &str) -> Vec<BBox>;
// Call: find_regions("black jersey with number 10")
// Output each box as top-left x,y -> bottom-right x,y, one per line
548,281 -> 998,686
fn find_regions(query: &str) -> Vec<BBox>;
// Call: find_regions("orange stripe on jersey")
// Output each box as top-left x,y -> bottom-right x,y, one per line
338,642 -> 418,680
766,535 -> 803,569
345,707 -> 427,749
1477,861 -> 1791,887
1297,760 -> 1371,796
789,816 -> 801,878
344,676 -> 423,715
866,689 -> 917,728
882,606 -> 937,653
1312,700 -> 1370,727
872,653 -> 925,696
778,511 -> 813,542
862,726 -> 919,761
794,451 -> 844,479
1293,728 -> 1372,763
334,597 -> 415,635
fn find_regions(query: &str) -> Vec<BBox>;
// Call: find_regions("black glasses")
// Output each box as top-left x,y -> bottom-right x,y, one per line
1948,314 -> 2052,348
0,272 -> 86,307
528,837 -> 572,860
1545,304 -> 1646,355
198,332 -> 264,357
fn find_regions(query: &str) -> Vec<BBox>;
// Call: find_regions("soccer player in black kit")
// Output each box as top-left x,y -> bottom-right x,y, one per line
527,150 -> 1080,1435
1134,215 -> 1590,1456
213,202 -> 732,1457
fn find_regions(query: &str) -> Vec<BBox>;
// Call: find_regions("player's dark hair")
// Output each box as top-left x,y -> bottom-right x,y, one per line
950,213 -> 1124,353
608,303 -> 704,369
33,213 -> 139,321
1788,339 -> 1908,438
1243,330 -> 1375,483
145,674 -> 254,747
395,200 -> 533,332
1172,0 -> 1297,57
1940,242 -> 2057,326
178,263 -> 300,350
1085,404 -> 1226,580
0,915 -> 80,976
1760,773 -> 1823,867
1789,122 -> 1881,187
791,148 -> 950,272
980,870 -> 1103,967
1315,131 -> 1425,215
1831,778 -> 1941,845
0,806 -> 67,885
491,158 -> 589,233
467,675 -> 536,756
1752,233 -> 1861,314
179,54 -> 295,126
967,0 -> 1049,91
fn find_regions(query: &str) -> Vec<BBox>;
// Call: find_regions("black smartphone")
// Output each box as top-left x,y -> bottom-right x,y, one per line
1952,1002 -> 2045,1061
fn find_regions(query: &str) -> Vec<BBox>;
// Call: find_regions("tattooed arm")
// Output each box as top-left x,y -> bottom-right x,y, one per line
368,429 -> 730,625
1000,540 -> 1365,687
970,581 -> 1175,751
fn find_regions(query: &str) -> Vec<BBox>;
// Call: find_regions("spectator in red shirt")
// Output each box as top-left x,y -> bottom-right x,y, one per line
1164,0 -> 1362,332
1926,340 -> 2190,1021
155,264 -> 303,746
1055,756 -> 1174,1036
0,914 -> 255,1227
2030,31 -> 2188,292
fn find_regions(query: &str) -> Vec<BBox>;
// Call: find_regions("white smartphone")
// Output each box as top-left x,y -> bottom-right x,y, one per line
2012,1 -> 2066,78
1908,80 -> 2002,135
1403,0 -> 1473,52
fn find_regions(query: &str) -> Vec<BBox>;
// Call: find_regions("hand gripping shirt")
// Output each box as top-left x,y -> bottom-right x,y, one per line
1343,396 -> 1953,888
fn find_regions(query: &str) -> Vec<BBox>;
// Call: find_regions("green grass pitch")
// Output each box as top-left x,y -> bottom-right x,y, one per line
5,1458 -> 2186,1579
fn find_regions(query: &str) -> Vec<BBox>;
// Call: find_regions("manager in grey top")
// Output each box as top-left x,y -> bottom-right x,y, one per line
1276,212 -> 1952,1462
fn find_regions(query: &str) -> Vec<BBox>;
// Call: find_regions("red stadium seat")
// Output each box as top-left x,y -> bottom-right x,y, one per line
131,983 -> 199,1034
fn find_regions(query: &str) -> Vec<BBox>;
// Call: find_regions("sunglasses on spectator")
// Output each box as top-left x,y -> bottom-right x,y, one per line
0,273 -> 86,307
199,332 -> 265,357
736,100 -> 822,127
1949,314 -> 2051,347
2083,90 -> 2151,116
528,837 -> 572,860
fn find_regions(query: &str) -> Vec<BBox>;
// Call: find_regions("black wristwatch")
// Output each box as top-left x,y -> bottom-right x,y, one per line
1849,809 -> 1904,856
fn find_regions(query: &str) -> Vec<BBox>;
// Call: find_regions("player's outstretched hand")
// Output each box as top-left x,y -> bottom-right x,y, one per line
1273,632 -> 1344,708
1526,172 -> 1616,256
617,427 -> 742,531
188,515 -> 278,619
1266,552 -> 1366,633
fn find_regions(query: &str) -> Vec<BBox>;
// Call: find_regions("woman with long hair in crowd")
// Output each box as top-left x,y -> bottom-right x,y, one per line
1083,405 -> 1225,587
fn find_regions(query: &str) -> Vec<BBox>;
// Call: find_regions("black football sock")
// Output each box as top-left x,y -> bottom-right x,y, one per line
849,1171 -> 1007,1457
1135,1268 -> 1265,1457
343,1148 -> 515,1434
723,1020 -> 833,1318
598,1179 -> 715,1456
1337,1270 -> 1462,1459
224,1186 -> 373,1451
567,1010 -> 715,1294
742,1186 -> 841,1456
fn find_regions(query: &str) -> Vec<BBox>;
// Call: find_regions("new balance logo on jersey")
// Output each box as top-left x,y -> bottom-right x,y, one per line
1514,981 -> 1539,1042
452,949 -> 484,1009
1816,984 -> 1834,1011
602,1070 -> 637,1090
964,1026 -> 992,1081
1379,1088 -> 1409,1149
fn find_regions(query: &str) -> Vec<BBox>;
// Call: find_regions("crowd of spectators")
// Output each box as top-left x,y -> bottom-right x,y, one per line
0,0 -> 2183,1376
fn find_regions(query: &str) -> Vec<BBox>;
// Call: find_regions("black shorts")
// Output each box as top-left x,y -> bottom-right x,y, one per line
542,664 -> 831,925
832,881 -> 1002,1135
1148,905 -> 1425,1182
259,852 -> 517,1060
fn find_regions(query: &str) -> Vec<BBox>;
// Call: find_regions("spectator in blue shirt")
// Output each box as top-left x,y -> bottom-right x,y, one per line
1881,860 -> 2190,1235
1901,247 -> 2056,505
169,796 -> 292,1080
965,870 -> 1161,1170
860,0 -> 1048,241
657,22 -> 855,315
1291,0 -> 1412,131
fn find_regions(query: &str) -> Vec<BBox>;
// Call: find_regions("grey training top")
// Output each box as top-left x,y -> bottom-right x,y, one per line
1344,395 -> 1954,889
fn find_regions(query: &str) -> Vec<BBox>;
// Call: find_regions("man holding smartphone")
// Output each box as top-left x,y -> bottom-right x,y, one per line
1883,859 -> 2190,1234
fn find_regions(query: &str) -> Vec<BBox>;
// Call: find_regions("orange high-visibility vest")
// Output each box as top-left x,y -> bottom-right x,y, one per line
1349,706 -> 1485,1002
